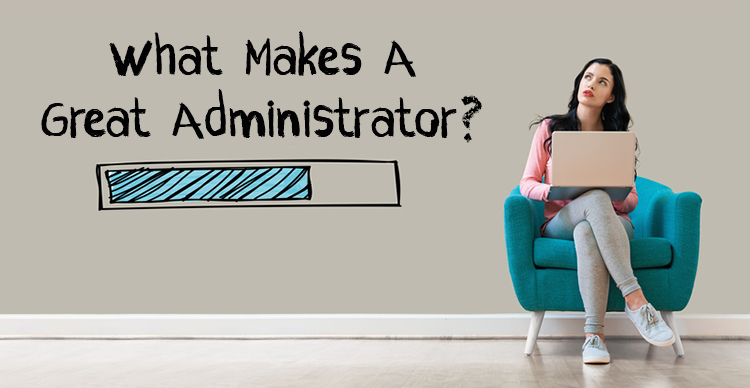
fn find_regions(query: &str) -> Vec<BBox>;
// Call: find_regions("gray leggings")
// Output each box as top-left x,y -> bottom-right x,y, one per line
544,189 -> 640,334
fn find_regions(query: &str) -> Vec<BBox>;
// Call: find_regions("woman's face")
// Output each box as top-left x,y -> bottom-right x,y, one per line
577,63 -> 615,108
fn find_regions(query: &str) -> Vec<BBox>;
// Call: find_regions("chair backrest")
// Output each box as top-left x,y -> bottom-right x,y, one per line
508,177 -> 674,239
627,177 -> 673,238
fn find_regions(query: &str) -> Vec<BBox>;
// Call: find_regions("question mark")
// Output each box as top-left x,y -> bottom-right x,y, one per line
461,96 -> 482,142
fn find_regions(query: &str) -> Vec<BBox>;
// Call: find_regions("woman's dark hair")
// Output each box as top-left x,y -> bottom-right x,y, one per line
530,58 -> 638,175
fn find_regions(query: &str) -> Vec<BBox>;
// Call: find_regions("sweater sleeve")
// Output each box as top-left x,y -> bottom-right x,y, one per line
519,120 -> 551,201
612,184 -> 638,214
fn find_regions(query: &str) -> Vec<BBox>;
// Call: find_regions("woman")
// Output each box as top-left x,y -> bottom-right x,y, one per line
520,58 -> 674,364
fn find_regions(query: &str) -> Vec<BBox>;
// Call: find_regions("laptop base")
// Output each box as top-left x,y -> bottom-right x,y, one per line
547,186 -> 632,201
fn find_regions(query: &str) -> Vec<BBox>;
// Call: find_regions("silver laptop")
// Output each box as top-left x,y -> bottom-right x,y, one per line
547,131 -> 636,201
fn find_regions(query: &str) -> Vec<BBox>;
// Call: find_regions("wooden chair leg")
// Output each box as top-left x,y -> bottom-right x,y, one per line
525,311 -> 546,355
661,311 -> 685,357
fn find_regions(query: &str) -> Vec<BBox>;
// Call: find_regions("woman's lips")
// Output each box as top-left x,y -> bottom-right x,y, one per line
583,90 -> 594,97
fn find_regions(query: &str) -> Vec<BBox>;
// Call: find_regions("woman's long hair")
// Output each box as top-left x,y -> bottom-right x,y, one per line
530,58 -> 638,175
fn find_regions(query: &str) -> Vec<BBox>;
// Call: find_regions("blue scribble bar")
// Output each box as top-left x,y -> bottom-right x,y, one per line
106,167 -> 311,203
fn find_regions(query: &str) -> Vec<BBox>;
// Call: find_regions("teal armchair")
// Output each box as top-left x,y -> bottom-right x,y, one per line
504,177 -> 702,356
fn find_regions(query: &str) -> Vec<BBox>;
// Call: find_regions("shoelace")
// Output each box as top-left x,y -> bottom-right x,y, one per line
582,335 -> 601,350
640,305 -> 659,328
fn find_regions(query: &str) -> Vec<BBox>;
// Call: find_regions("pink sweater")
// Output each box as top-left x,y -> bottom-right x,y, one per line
520,119 -> 638,234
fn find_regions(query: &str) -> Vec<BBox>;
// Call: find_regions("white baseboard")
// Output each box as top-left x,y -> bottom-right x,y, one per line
1,313 -> 748,339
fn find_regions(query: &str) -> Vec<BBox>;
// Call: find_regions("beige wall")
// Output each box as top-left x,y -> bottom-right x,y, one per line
1,1 -> 747,314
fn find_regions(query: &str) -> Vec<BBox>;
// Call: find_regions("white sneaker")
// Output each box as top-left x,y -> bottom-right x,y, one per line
582,335 -> 610,364
625,303 -> 675,346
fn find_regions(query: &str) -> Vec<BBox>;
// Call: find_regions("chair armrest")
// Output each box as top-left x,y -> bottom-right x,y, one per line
649,191 -> 703,306
649,191 -> 702,261
504,194 -> 539,309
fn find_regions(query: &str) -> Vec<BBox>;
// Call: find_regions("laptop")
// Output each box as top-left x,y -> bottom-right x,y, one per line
547,131 -> 636,201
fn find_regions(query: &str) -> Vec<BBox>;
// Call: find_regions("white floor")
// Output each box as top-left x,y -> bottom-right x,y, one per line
2,339 -> 749,387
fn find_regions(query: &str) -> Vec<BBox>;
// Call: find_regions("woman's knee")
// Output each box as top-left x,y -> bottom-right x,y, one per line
576,190 -> 617,215
579,189 -> 611,204
573,220 -> 594,241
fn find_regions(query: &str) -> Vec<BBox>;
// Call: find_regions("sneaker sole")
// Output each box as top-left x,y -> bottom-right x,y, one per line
630,322 -> 676,347
640,333 -> 675,347
583,355 -> 610,364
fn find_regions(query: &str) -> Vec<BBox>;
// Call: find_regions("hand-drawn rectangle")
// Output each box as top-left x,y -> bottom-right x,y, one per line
96,160 -> 400,210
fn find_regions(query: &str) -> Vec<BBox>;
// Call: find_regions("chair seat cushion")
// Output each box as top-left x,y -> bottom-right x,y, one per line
533,237 -> 672,270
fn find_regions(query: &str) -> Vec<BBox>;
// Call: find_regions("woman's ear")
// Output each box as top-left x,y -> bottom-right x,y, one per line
607,95 -> 615,104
